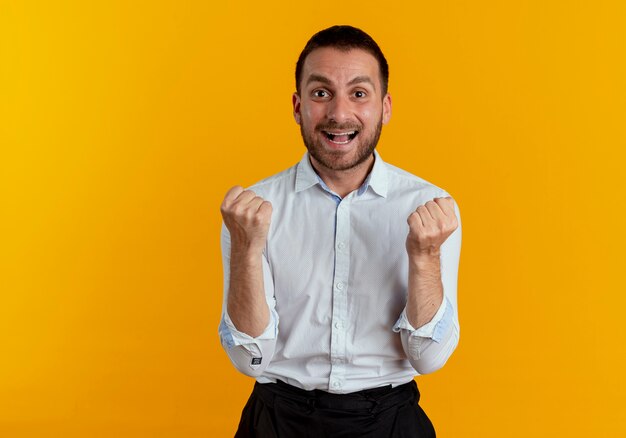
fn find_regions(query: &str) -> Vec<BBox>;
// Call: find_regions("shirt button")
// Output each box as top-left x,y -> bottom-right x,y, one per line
336,282 -> 344,291
334,321 -> 343,329
337,242 -> 345,250
332,380 -> 341,389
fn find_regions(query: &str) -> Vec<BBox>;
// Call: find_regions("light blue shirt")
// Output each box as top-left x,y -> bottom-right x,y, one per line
219,150 -> 461,394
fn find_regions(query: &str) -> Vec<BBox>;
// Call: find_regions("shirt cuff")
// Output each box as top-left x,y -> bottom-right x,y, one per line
392,296 -> 453,343
219,306 -> 279,350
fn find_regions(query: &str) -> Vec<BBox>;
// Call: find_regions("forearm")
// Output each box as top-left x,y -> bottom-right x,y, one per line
406,252 -> 443,329
219,219 -> 277,377
398,196 -> 461,374
227,242 -> 270,338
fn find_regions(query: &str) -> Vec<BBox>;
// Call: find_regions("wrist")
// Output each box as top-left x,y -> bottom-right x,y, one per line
408,250 -> 441,270
230,239 -> 265,260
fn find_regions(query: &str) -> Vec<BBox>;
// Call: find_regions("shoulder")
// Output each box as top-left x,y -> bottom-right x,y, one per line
384,160 -> 451,199
245,163 -> 298,199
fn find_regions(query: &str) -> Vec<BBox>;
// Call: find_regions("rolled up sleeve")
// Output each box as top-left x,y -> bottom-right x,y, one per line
218,223 -> 278,377
392,200 -> 462,375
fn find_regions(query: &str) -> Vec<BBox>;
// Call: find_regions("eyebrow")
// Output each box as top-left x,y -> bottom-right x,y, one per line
305,74 -> 376,89
347,76 -> 375,88
306,74 -> 332,86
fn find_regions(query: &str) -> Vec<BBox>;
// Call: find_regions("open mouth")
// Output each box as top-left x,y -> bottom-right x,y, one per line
322,130 -> 359,145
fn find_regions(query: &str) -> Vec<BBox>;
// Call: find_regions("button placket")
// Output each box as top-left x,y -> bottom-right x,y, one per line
328,196 -> 351,391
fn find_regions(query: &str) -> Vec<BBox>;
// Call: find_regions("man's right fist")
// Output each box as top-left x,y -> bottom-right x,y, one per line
220,186 -> 273,252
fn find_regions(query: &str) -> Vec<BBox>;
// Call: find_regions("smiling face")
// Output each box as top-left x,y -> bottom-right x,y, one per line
293,47 -> 392,172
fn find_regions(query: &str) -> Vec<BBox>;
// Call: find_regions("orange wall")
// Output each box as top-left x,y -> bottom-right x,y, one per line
1,1 -> 625,436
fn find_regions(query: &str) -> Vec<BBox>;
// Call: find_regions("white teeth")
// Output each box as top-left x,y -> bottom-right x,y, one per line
323,130 -> 357,145
326,131 -> 355,135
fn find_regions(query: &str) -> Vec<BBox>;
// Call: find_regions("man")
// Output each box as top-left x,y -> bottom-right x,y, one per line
219,25 -> 461,437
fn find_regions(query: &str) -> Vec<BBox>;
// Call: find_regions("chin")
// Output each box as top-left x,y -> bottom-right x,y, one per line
312,149 -> 373,172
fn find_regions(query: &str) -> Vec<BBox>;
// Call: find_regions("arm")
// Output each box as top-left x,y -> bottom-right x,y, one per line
394,197 -> 461,374
218,186 -> 278,377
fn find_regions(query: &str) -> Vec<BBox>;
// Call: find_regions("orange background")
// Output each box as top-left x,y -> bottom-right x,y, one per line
2,1 -> 625,436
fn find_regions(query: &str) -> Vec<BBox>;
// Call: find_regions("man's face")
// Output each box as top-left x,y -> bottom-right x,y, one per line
293,47 -> 392,172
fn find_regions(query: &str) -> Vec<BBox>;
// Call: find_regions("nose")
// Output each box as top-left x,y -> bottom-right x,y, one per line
327,94 -> 352,123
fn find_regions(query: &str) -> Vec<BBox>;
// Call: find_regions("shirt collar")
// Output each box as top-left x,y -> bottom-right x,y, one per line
294,150 -> 388,198
365,150 -> 389,198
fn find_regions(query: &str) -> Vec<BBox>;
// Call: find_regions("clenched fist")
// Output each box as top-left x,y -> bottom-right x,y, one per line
221,186 -> 273,252
406,197 -> 458,257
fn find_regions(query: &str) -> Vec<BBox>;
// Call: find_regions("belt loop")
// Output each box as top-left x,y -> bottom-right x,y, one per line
364,394 -> 381,417
305,397 -> 317,414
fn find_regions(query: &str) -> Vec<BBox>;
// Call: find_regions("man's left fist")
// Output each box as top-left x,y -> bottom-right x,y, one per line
406,197 -> 458,257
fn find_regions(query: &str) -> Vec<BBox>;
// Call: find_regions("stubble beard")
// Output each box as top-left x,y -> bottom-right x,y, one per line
300,118 -> 383,171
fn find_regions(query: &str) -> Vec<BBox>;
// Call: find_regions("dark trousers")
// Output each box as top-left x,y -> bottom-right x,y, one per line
234,380 -> 436,438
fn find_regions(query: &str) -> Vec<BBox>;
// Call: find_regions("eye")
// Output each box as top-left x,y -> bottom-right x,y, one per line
354,90 -> 366,98
313,89 -> 330,98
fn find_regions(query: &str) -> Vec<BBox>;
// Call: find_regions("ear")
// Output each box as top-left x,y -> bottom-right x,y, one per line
382,93 -> 392,125
292,92 -> 302,125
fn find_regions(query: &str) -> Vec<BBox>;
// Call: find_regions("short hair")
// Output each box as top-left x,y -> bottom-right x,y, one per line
295,25 -> 389,95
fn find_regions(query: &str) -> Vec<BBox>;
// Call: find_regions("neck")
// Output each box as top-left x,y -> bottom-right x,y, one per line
309,154 -> 375,198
